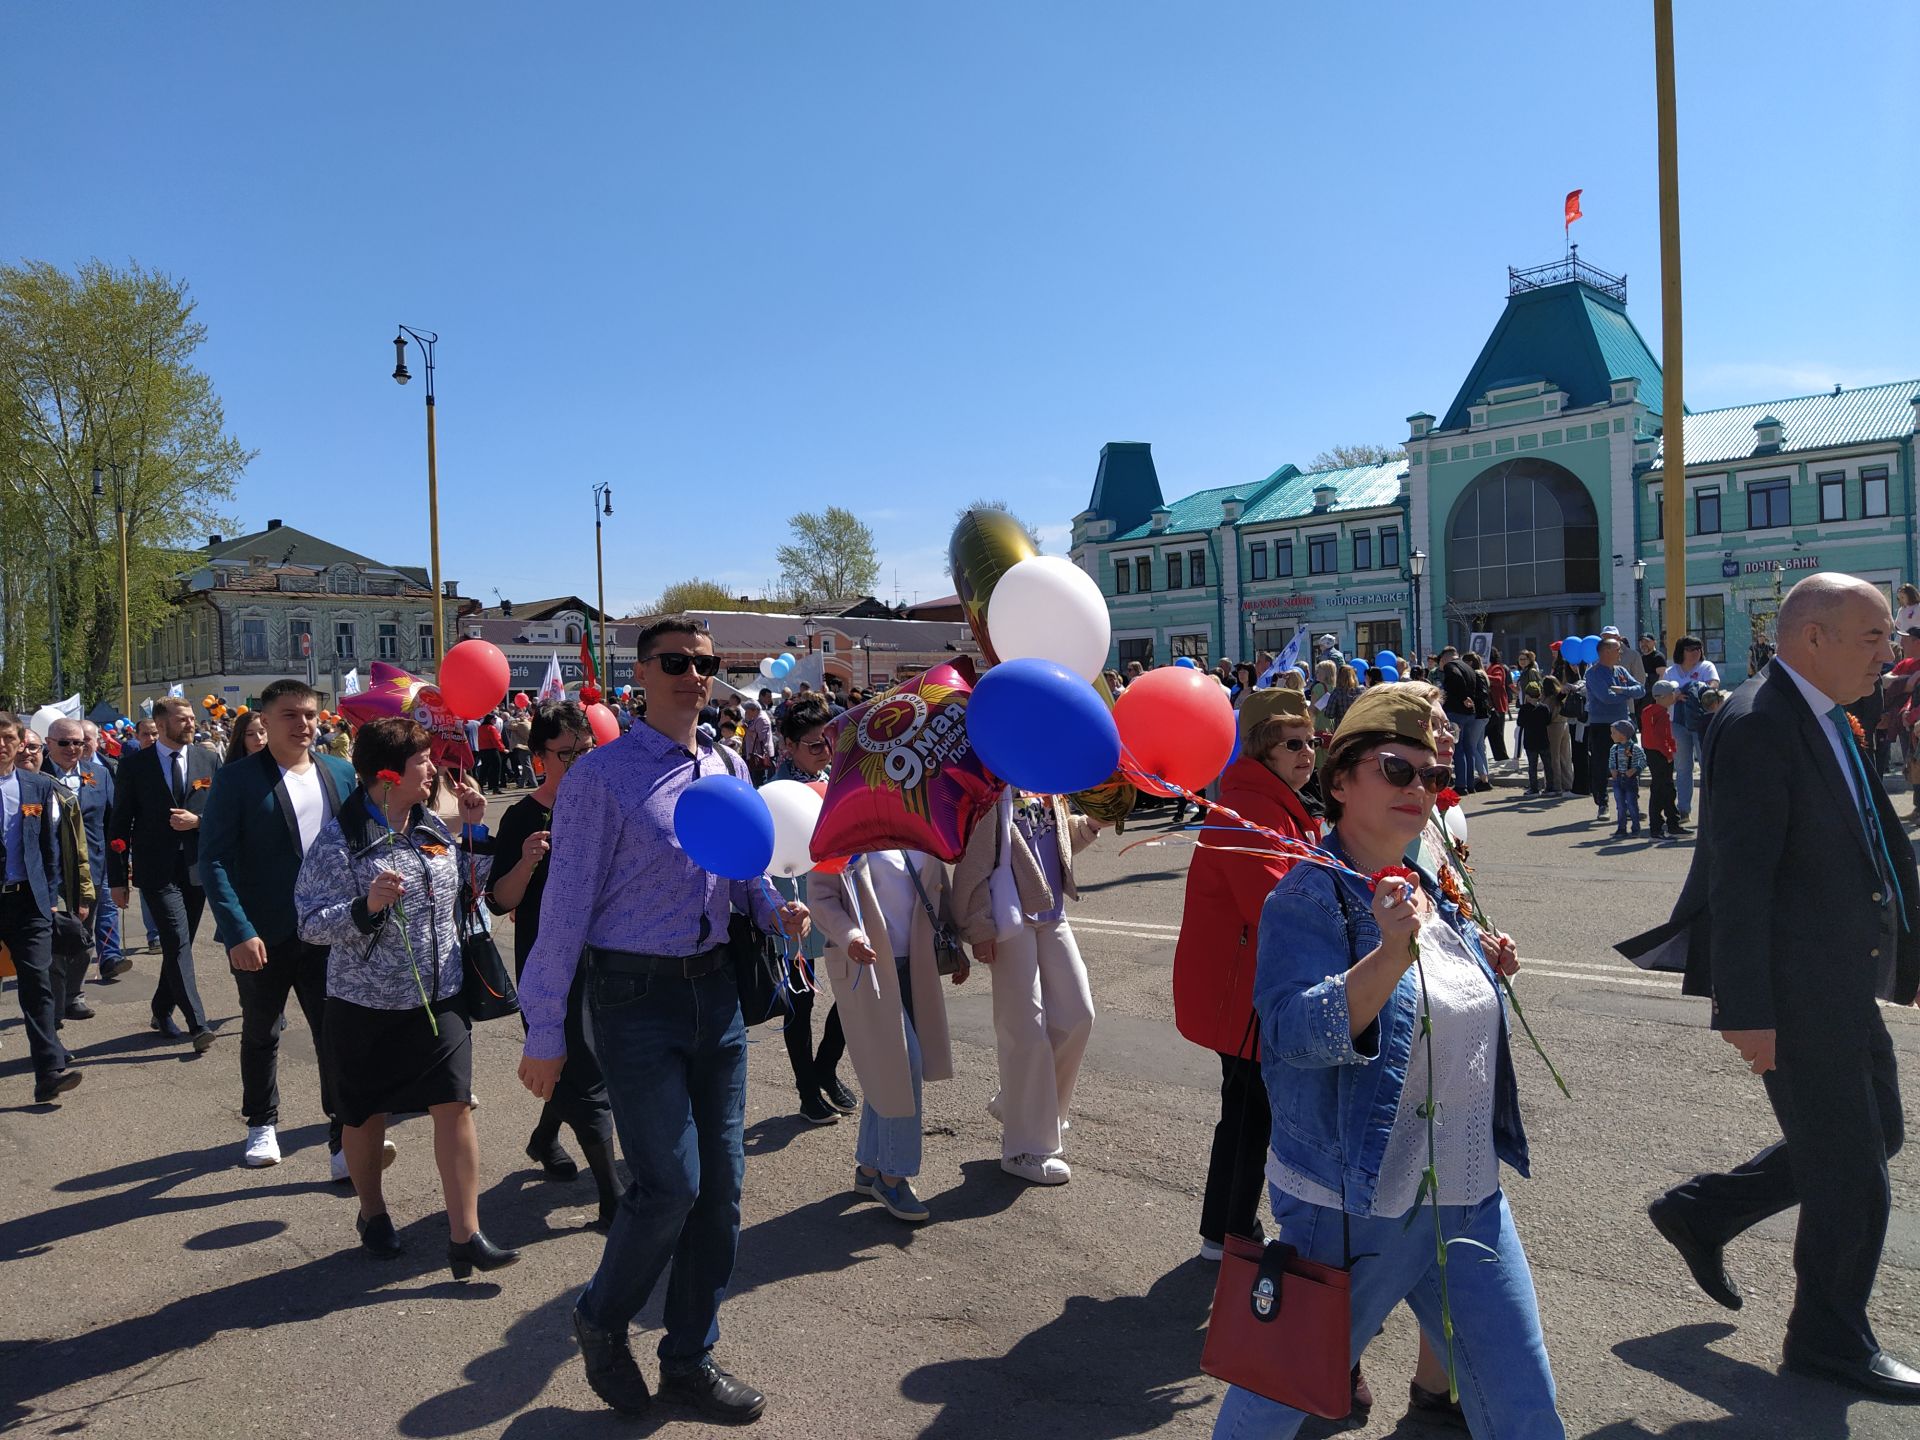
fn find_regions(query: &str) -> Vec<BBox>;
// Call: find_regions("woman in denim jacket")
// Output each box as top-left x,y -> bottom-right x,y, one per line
1213,687 -> 1563,1440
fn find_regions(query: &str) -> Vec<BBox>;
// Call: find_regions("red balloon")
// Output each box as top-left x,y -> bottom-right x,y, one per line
585,702 -> 620,746
810,663 -> 1003,865
1112,667 -> 1237,797
439,640 -> 511,720
513,692 -> 531,709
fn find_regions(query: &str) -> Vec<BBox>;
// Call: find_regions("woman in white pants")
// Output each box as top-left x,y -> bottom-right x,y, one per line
952,790 -> 1102,1184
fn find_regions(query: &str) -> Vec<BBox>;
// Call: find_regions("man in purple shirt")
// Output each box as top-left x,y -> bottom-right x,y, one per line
518,617 -> 808,1425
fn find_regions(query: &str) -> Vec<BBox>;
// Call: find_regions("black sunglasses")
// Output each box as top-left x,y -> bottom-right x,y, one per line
52,738 -> 86,748
1376,753 -> 1452,793
644,653 -> 720,677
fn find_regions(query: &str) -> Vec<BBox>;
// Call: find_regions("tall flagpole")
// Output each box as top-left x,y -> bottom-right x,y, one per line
1654,1 -> 1688,654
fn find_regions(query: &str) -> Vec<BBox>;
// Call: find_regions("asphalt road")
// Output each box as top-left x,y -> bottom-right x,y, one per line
2,779 -> 1917,1439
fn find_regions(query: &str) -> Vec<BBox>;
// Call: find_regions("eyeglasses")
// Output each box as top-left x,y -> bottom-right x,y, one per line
1273,737 -> 1314,753
52,739 -> 86,748
548,743 -> 594,763
643,653 -> 720,678
1376,753 -> 1452,793
797,737 -> 832,753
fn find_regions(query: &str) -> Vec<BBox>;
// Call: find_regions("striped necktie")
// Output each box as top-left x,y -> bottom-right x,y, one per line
1829,704 -> 1906,932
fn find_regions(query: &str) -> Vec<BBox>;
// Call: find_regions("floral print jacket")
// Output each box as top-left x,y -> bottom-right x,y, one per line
295,788 -> 492,1010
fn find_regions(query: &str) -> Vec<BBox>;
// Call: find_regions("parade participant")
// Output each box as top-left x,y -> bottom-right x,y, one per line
224,710 -> 267,765
1211,686 -> 1559,1439
294,716 -> 515,1277
516,617 -> 808,1423
741,698 -> 775,785
771,697 -> 853,1125
1608,720 -> 1646,839
1581,637 -> 1643,822
485,700 -> 620,1228
1173,689 -> 1321,1262
108,695 -> 219,1053
1541,675 -> 1574,796
1666,635 -> 1720,821
1323,664 -> 1362,729
46,719 -> 120,1005
200,680 -> 362,1173
952,787 -> 1103,1185
1648,574 -> 1920,1399
1641,681 -> 1684,839
0,715 -> 83,1103
505,706 -> 534,788
77,720 -> 127,977
810,847 -> 964,1223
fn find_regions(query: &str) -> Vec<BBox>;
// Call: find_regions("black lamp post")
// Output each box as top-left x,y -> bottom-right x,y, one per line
591,483 -> 613,684
1409,548 -> 1427,663
391,324 -> 445,666
803,616 -> 818,655
1633,557 -> 1648,640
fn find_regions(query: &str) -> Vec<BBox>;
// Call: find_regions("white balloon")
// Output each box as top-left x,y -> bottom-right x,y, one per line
986,555 -> 1112,682
1443,803 -> 1469,846
758,657 -> 778,680
28,705 -> 66,740
760,779 -> 825,878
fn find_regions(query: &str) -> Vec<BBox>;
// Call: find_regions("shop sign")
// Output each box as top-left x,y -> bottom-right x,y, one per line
1241,594 -> 1315,614
1720,559 -> 1739,578
1328,591 -> 1405,609
1741,556 -> 1819,575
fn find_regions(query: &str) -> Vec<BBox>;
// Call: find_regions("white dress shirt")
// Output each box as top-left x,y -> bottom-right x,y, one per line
1772,656 -> 1860,811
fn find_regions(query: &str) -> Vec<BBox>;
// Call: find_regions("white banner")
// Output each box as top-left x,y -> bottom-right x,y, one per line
537,653 -> 565,702
342,668 -> 362,696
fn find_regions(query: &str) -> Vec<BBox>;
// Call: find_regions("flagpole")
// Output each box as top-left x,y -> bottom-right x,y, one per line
1654,0 -> 1688,657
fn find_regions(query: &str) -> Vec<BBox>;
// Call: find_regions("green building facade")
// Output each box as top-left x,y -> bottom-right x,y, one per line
1073,255 -> 1918,683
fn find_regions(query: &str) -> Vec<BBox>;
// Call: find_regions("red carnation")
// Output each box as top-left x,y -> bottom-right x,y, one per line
1369,864 -> 1419,892
1434,788 -> 1461,813
376,769 -> 403,786
110,838 -> 127,853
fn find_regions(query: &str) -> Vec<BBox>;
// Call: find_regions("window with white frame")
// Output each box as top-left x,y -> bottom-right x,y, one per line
377,622 -> 400,660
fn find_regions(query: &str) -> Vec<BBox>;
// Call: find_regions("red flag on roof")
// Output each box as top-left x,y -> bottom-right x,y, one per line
1564,189 -> 1584,230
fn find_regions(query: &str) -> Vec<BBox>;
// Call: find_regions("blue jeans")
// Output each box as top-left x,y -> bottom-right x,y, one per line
1453,716 -> 1488,790
581,959 -> 747,1371
1674,725 -> 1700,814
94,882 -> 122,967
1213,1186 -> 1563,1440
1611,775 -> 1641,826
856,965 -> 923,1177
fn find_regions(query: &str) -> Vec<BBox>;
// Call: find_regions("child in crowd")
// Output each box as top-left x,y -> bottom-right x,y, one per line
1609,719 -> 1647,837
1642,681 -> 1686,839
1517,681 -> 1553,795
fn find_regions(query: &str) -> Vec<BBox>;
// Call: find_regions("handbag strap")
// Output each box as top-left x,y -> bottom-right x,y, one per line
900,854 -> 946,933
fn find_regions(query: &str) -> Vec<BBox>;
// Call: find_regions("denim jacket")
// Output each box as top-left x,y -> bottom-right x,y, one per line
1253,834 -> 1531,1214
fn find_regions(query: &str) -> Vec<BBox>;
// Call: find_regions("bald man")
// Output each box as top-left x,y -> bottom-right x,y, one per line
1650,574 -> 1920,1398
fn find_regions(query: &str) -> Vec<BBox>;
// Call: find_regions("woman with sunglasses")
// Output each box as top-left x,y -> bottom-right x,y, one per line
1212,685 -> 1561,1440
770,697 -> 854,1126
1173,690 -> 1324,1265
486,700 -> 620,1227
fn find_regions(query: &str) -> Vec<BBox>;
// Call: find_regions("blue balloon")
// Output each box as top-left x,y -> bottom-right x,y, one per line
1173,656 -> 1197,669
770,656 -> 793,679
1350,657 -> 1368,673
778,652 -> 796,667
1560,635 -> 1584,664
1227,731 -> 1242,767
1378,664 -> 1400,682
1375,651 -> 1398,669
968,658 -> 1121,794
673,774 -> 775,880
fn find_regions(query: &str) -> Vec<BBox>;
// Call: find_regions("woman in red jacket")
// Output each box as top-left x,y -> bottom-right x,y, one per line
1172,688 -> 1323,1261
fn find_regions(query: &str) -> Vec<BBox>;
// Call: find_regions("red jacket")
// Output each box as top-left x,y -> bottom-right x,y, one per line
1172,755 -> 1323,1057
1641,700 -> 1677,759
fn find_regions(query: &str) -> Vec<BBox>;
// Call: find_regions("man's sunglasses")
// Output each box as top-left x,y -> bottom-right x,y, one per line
643,653 -> 720,678
1376,753 -> 1452,793
52,738 -> 86,748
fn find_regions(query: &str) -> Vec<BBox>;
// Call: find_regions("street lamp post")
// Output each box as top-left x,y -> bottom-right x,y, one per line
1633,557 -> 1648,641
803,616 -> 818,655
91,460 -> 134,718
391,325 -> 445,669
591,483 -> 613,685
858,634 -> 871,689
1409,549 -> 1427,664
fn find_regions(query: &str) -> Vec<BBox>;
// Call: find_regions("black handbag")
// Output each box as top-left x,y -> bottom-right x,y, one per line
456,841 -> 519,1022
902,855 -> 968,976
52,910 -> 93,961
730,911 -> 789,1026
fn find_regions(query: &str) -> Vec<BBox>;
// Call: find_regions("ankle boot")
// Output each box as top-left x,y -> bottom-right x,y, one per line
448,1228 -> 521,1280
526,1124 -> 578,1181
579,1137 -> 622,1230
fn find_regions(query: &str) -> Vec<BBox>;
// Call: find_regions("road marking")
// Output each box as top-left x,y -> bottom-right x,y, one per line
1521,965 -> 1685,992
1074,916 -> 1182,934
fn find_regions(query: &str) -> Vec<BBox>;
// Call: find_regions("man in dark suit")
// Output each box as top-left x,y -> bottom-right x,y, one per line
45,719 -> 125,1018
108,695 -> 219,1052
0,714 -> 83,1103
201,678 -> 366,1174
1647,574 -> 1920,1399
77,720 -> 128,981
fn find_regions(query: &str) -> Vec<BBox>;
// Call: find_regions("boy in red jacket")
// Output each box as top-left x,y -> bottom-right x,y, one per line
1643,679 -> 1685,839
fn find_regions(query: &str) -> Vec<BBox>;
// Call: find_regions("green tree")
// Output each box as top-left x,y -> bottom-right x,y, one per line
650,577 -> 755,613
0,260 -> 249,707
775,506 -> 880,604
1309,442 -> 1406,471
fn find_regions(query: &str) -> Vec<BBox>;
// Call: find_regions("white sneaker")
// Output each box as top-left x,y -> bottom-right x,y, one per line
329,1140 -> 398,1183
1001,1153 -> 1071,1185
243,1125 -> 281,1168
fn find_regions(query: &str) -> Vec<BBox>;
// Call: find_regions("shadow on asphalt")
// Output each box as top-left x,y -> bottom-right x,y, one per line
898,1256 -> 1219,1437
1582,1322 -> 1860,1438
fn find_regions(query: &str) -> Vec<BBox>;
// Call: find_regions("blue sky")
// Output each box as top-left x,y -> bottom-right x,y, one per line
5,2 -> 1914,613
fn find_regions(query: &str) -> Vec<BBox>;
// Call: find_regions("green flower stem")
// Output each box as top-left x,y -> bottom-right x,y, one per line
1412,949 -> 1459,1403
381,830 -> 439,1038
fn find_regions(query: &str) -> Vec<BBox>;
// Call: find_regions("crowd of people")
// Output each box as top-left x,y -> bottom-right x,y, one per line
3,573 -> 1918,1431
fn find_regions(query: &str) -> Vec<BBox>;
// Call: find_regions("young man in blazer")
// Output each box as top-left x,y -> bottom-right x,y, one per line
200,678 -> 369,1173
1648,574 -> 1920,1399
0,714 -> 83,1103
108,695 -> 220,1052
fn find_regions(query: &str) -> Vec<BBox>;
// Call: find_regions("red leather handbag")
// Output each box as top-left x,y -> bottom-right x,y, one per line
1200,1231 -> 1353,1418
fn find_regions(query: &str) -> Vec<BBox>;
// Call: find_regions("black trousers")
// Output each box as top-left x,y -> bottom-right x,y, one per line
1665,1010 -> 1903,1363
1,891 -> 66,1082
527,963 -> 615,1148
1646,753 -> 1681,832
1200,1052 -> 1271,1244
234,936 -> 338,1144
143,865 -> 208,1032
1585,725 -> 1613,808
783,956 -> 845,1101
1488,712 -> 1510,762
476,750 -> 503,792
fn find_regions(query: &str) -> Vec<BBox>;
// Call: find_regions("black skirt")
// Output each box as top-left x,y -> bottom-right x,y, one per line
324,994 -> 472,1128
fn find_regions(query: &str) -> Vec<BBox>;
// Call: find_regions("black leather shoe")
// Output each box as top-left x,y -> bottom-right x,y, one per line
33,1069 -> 83,1104
1407,1379 -> 1467,1430
99,954 -> 133,980
659,1358 -> 766,1425
190,1026 -> 217,1055
447,1229 -> 520,1280
149,1012 -> 183,1040
526,1133 -> 578,1181
1783,1346 -> 1920,1400
64,998 -> 95,1021
1648,1196 -> 1742,1309
572,1307 -> 652,1414
355,1211 -> 403,1259
820,1076 -> 858,1114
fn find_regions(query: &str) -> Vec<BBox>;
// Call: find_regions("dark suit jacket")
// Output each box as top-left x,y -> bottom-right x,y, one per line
48,758 -> 112,880
107,741 -> 221,891
200,748 -> 357,949
1650,660 -> 1920,1037
3,767 -> 64,919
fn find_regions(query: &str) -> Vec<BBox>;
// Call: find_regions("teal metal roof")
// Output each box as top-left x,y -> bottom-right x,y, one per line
1112,481 -> 1254,540
1654,379 -> 1918,468
1238,459 -> 1406,525
1440,280 -> 1665,430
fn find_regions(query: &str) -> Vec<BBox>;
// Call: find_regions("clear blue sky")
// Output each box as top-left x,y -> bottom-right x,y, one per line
5,2 -> 1914,613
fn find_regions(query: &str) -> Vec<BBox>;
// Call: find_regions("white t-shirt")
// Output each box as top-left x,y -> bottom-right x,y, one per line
1668,658 -> 1720,692
1895,603 -> 1920,635
281,764 -> 327,855
862,849 -> 924,958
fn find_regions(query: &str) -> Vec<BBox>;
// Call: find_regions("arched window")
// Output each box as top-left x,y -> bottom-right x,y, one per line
1445,458 -> 1600,603
565,623 -> 581,643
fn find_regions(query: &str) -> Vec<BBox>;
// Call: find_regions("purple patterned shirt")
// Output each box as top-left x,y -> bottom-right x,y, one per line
517,719 -> 777,1059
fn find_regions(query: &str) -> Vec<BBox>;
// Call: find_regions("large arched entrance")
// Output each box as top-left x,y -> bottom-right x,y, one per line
1443,457 -> 1602,660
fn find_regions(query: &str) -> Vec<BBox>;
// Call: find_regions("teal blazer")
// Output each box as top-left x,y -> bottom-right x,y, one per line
200,748 -> 357,949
